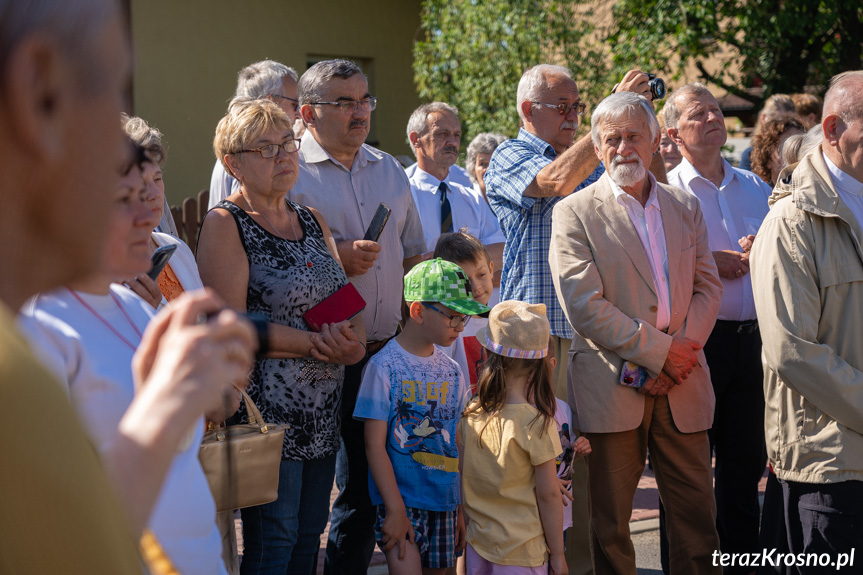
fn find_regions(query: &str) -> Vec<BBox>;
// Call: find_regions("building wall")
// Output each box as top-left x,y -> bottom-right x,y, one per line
130,0 -> 422,205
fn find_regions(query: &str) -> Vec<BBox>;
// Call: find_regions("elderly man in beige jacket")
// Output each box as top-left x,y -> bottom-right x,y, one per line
550,92 -> 722,574
751,70 -> 863,568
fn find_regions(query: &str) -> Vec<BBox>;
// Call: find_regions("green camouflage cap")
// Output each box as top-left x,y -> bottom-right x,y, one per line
404,258 -> 491,316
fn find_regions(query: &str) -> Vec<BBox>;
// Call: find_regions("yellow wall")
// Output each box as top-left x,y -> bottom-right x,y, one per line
130,0 -> 422,205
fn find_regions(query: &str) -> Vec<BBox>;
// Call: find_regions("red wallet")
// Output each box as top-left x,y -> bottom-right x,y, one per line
302,282 -> 366,332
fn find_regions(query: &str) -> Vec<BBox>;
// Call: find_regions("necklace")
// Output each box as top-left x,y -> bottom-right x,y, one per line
67,288 -> 144,351
241,192 -> 313,268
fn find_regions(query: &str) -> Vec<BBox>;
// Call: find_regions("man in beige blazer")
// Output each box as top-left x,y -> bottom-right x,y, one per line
550,92 -> 723,574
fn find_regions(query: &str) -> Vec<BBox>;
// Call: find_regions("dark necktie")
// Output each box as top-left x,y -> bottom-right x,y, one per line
439,182 -> 453,234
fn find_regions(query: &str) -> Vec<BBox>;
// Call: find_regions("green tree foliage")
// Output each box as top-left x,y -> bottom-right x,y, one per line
590,0 -> 862,104
413,0 -> 862,136
413,0 -> 604,145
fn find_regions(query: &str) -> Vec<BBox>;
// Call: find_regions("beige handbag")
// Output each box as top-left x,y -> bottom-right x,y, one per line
198,389 -> 288,512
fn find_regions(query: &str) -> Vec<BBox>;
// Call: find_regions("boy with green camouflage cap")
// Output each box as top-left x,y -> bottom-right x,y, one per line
353,258 -> 490,572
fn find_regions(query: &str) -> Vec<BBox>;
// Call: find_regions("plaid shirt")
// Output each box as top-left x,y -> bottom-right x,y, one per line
485,128 -> 604,338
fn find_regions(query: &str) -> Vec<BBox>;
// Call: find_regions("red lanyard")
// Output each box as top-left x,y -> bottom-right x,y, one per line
67,288 -> 144,351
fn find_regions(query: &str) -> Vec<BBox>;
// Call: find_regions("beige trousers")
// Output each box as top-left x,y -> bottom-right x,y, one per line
584,396 -> 721,575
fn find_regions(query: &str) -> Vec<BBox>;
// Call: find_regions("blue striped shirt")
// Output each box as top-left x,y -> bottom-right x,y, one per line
485,128 -> 604,338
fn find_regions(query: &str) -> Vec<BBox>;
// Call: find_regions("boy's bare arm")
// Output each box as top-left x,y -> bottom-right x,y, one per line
365,419 -> 414,559
536,458 -> 568,575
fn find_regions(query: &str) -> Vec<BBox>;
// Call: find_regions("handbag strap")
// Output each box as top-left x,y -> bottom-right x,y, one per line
240,388 -> 268,431
204,388 -> 272,439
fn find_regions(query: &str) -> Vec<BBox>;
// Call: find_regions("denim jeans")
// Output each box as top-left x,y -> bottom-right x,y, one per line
324,356 -> 376,575
240,455 -> 336,575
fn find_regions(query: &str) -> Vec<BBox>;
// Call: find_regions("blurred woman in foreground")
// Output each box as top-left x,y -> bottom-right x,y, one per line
20,141 -> 252,575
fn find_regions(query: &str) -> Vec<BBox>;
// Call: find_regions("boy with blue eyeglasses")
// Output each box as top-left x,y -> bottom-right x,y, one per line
353,258 -> 489,574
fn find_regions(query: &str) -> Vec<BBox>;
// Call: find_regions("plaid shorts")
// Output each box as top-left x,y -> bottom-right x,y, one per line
374,505 -> 458,568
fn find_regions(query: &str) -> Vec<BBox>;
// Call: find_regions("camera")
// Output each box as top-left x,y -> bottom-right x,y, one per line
648,74 -> 666,101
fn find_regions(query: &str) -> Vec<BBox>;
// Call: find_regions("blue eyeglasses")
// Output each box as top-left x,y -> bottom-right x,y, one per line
423,303 -> 471,328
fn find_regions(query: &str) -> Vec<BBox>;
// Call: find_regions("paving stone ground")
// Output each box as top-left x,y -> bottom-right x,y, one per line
231,458 -> 768,574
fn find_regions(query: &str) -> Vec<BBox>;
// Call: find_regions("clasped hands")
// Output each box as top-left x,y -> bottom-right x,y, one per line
639,337 -> 702,397
307,321 -> 365,365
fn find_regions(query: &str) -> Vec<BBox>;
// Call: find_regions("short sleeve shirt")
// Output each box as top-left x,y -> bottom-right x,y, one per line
485,128 -> 604,338
354,339 -> 469,511
289,133 -> 427,341
459,403 -> 562,566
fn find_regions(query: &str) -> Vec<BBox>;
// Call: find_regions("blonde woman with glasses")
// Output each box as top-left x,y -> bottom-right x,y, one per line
197,98 -> 366,574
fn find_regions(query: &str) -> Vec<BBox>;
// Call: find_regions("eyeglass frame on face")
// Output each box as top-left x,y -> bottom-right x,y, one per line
423,302 -> 471,328
533,101 -> 587,117
235,138 -> 301,159
309,97 -> 378,113
270,94 -> 299,105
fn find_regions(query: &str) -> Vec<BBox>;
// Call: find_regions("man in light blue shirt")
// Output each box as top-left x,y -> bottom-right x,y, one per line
665,83 -> 772,572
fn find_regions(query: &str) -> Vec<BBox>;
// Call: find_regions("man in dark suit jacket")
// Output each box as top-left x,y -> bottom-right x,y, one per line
550,92 -> 723,574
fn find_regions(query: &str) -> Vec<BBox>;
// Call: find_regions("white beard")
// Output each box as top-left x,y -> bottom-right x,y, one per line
608,155 -> 646,188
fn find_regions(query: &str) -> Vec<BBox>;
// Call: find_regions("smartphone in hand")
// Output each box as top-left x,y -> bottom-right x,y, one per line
147,244 -> 177,280
362,203 -> 392,242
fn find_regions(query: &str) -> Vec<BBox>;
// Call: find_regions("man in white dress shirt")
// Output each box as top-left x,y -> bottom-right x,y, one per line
406,102 -> 504,271
664,83 -> 772,572
208,60 -> 301,208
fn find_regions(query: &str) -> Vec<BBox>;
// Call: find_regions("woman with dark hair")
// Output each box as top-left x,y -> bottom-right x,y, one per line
750,116 -> 805,186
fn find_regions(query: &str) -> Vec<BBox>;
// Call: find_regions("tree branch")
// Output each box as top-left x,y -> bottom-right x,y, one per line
695,61 -> 759,104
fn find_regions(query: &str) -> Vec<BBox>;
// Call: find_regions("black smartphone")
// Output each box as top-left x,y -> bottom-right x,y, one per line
147,244 -> 177,280
362,203 -> 392,242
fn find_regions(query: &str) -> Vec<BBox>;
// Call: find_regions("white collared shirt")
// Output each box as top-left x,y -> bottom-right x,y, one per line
824,153 -> 863,227
409,167 -> 505,253
668,157 -> 772,321
610,174 -> 671,331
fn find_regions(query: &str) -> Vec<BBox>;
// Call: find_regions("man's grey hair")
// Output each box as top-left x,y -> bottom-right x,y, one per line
406,102 -> 459,157
516,64 -> 574,123
662,83 -> 714,130
590,92 -> 659,148
235,60 -> 297,99
466,132 -> 507,183
0,0 -> 113,88
825,70 -> 863,123
297,59 -> 366,106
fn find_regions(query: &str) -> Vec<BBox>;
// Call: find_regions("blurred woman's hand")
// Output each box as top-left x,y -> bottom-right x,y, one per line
132,289 -> 257,418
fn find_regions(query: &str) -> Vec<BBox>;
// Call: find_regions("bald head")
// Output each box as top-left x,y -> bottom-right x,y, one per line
823,71 -> 863,123
821,71 -> 863,183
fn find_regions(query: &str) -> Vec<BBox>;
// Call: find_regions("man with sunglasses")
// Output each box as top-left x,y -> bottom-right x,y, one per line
287,59 -> 426,575
485,64 -> 661,575
208,60 -> 301,209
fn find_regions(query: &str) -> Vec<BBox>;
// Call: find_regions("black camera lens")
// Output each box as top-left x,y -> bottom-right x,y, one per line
648,74 -> 666,101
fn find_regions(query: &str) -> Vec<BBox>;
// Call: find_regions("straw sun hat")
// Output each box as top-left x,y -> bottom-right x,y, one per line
476,300 -> 549,359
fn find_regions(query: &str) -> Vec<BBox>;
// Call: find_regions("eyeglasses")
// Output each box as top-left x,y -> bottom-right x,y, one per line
309,97 -> 378,113
236,139 -> 301,159
270,94 -> 299,105
533,101 -> 586,117
423,303 -> 471,328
